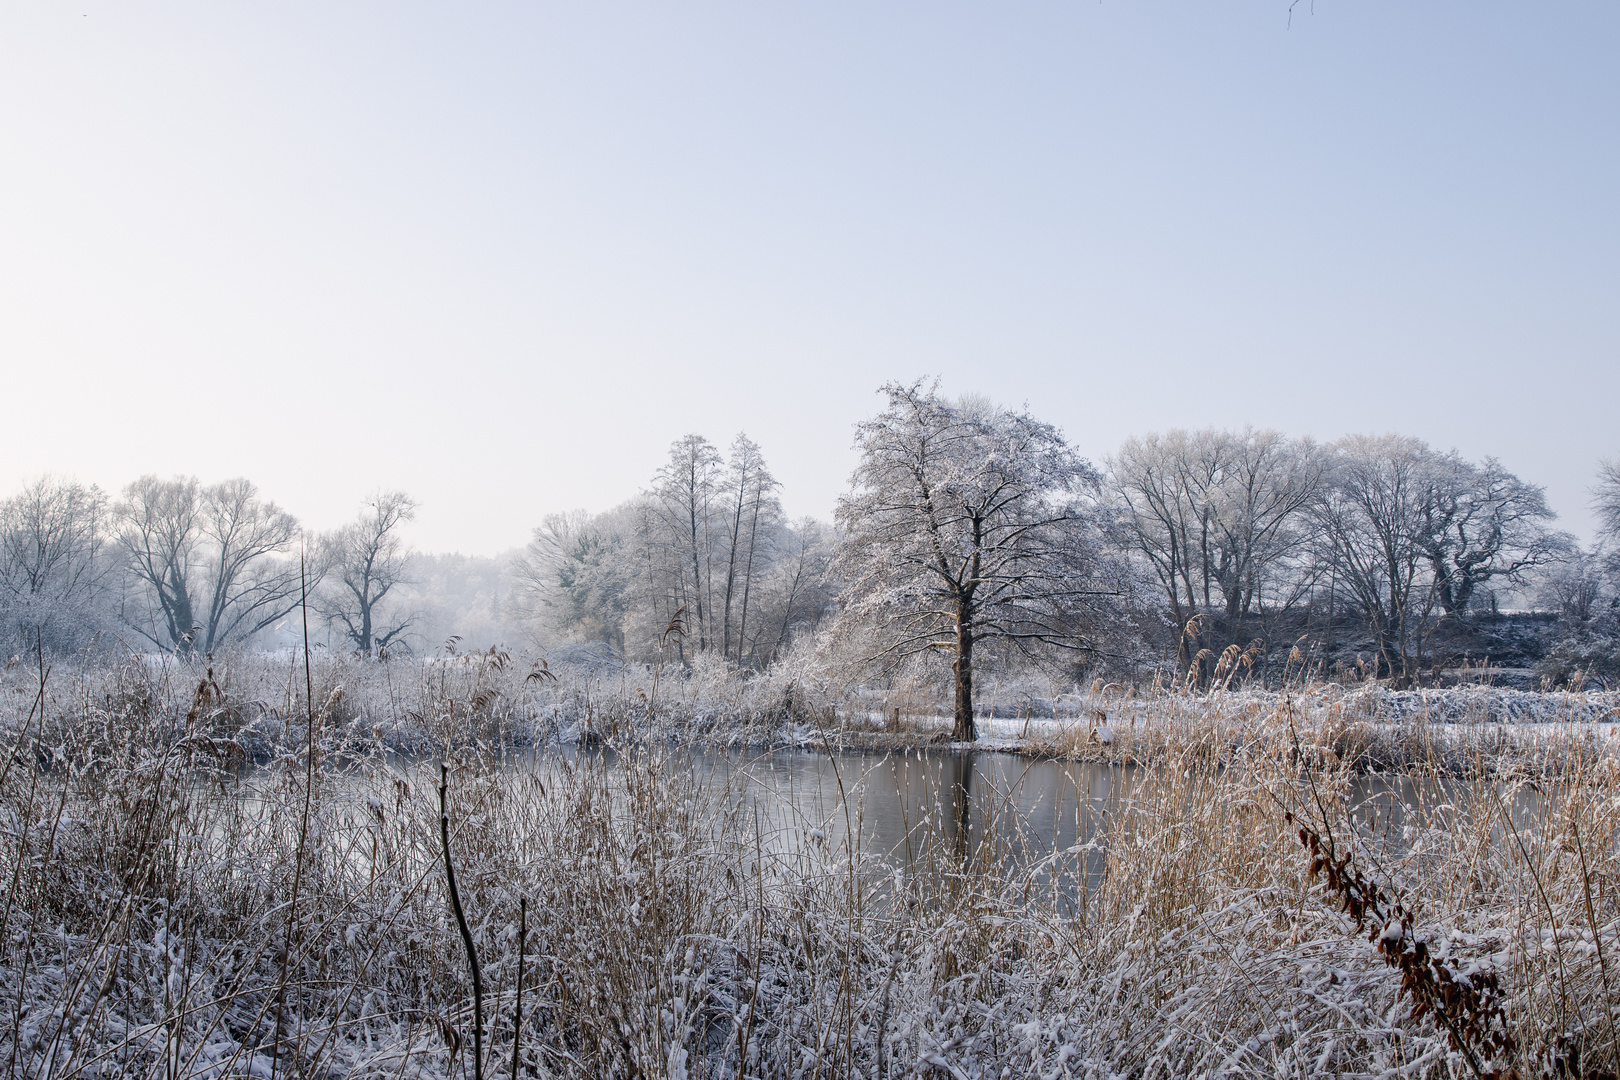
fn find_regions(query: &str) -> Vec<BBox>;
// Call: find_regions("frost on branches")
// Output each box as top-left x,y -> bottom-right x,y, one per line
834,380 -> 1130,741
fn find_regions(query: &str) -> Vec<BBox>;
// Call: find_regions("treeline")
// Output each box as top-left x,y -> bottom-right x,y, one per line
0,478 -> 417,657
1111,429 -> 1575,679
511,434 -> 838,668
5,382 -> 1620,694
0,445 -> 841,666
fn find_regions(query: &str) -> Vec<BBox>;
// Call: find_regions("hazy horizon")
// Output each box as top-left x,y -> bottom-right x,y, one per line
4,3 -> 1616,554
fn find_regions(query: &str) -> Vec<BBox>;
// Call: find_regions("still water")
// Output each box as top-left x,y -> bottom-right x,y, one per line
696,746 -> 1123,870
379,744 -> 1551,912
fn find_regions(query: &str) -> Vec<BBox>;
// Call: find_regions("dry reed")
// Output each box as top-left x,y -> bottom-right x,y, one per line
2,653 -> 1619,1077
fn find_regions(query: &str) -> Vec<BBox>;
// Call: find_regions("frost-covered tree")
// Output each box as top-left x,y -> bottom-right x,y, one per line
1315,439 -> 1571,679
0,476 -> 114,653
836,381 -> 1122,742
750,517 -> 838,667
513,505 -> 638,651
1535,542 -> 1620,686
1537,548 -> 1610,626
653,435 -> 724,656
1595,457 -> 1620,543
116,475 -> 307,654
1314,436 -> 1440,680
1530,459 -> 1620,686
1413,456 -> 1569,620
718,434 -> 781,664
515,431 -> 820,667
321,490 -> 417,656
1109,428 -> 1324,667
391,551 -> 517,655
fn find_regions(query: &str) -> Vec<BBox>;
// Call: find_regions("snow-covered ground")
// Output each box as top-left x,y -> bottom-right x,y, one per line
7,657 -> 1620,1077
785,684 -> 1620,759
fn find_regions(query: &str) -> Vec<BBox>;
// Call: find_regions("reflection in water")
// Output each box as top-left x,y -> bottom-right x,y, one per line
685,746 -> 1138,913
423,743 -> 1532,916
948,751 -> 972,866
1345,769 -> 1547,864
690,748 -> 1535,914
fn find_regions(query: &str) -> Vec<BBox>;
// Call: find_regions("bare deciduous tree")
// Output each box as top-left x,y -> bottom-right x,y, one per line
653,435 -> 724,656
512,506 -> 636,651
0,476 -> 113,652
1207,430 -> 1326,625
1314,440 -> 1572,680
1110,428 -> 1324,670
1415,456 -> 1569,620
322,490 -> 418,656
836,381 -> 1121,741
719,434 -> 780,664
1594,457 -> 1620,542
1314,436 -> 1444,682
116,475 -> 306,654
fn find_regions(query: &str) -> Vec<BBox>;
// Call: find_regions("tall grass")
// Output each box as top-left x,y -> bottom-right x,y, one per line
2,651 -> 1619,1077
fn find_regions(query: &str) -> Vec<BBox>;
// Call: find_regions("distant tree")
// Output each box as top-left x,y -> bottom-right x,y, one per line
393,551 -> 516,655
1314,436 -> 1446,681
517,443 -> 822,667
116,475 -> 306,654
1595,457 -> 1620,542
1312,438 -> 1571,681
1535,542 -> 1620,688
753,517 -> 838,667
512,506 -> 636,651
1206,431 -> 1327,623
652,435 -> 724,656
1108,431 -> 1204,655
1109,428 -> 1324,669
1536,548 -> 1609,626
836,381 -> 1121,742
1414,456 -> 1570,620
321,490 -> 418,656
0,476 -> 113,652
719,434 -> 781,664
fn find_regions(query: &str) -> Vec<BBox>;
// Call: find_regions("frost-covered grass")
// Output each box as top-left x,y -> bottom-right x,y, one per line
5,653 -> 1620,1077
21,647 -> 1613,765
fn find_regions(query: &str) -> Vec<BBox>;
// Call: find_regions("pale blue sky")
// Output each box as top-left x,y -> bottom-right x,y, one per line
2,3 -> 1616,552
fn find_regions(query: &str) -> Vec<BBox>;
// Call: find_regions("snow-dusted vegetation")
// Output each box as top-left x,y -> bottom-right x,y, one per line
6,383 -> 1620,695
6,384 -> 1620,1077
5,653 -> 1620,1077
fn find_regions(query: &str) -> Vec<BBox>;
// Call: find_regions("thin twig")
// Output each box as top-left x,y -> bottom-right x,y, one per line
513,896 -> 526,1079
272,549 -> 319,1080
440,762 -> 485,1080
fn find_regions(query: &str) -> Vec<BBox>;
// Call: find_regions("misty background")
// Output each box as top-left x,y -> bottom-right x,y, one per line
2,2 -> 1616,558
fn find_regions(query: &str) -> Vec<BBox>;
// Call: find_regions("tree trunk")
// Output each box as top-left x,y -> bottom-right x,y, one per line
948,750 -> 973,864
735,487 -> 764,665
721,470 -> 747,660
687,506 -> 707,653
164,565 -> 196,653
953,601 -> 975,742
